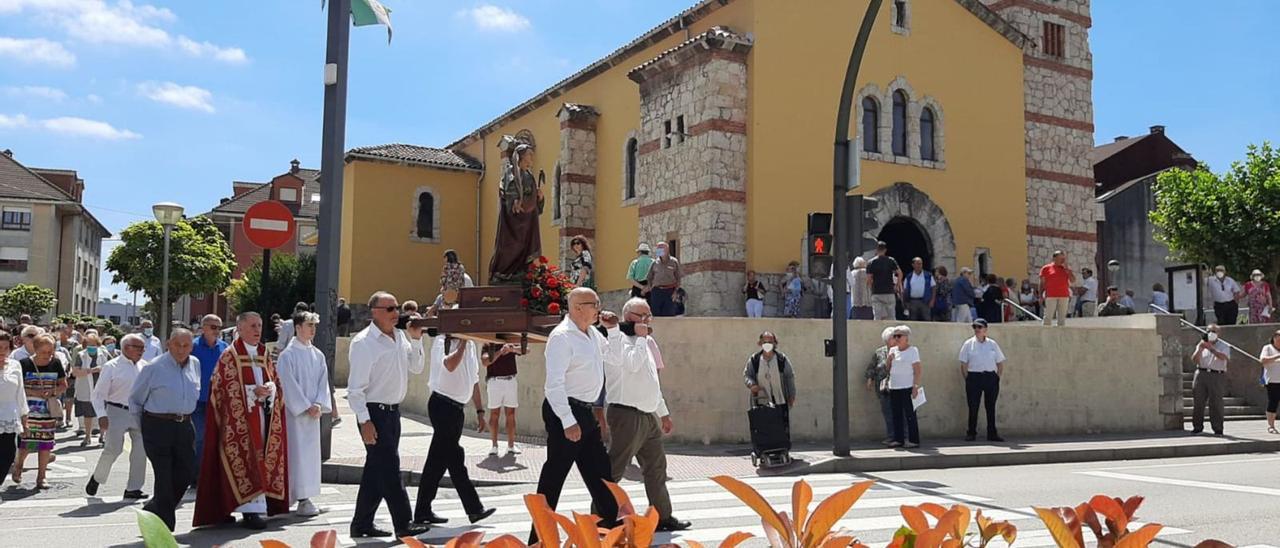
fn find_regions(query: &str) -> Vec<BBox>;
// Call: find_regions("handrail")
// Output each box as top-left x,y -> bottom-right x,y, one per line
1003,299 -> 1042,322
1149,304 -> 1261,363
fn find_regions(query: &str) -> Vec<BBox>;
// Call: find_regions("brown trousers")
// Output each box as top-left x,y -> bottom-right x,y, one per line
605,405 -> 672,519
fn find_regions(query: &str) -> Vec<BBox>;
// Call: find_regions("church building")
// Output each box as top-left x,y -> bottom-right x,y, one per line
338,0 -> 1097,316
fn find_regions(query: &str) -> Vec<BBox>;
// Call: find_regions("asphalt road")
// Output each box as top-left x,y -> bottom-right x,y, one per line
2,429 -> 1277,547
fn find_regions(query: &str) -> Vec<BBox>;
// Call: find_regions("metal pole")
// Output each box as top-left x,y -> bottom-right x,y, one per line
315,0 -> 351,461
160,225 -> 172,341
831,0 -> 883,457
261,248 -> 272,315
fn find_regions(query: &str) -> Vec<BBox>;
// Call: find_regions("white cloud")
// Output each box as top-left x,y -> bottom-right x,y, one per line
137,81 -> 214,113
176,36 -> 247,64
0,36 -> 76,67
40,116 -> 140,139
0,0 -> 247,63
3,85 -> 68,101
86,93 -> 101,103
0,112 -> 139,139
462,5 -> 531,32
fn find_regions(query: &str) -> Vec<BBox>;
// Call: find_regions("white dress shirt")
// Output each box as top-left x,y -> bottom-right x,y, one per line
958,337 -> 1006,373
543,317 -> 607,428
1081,277 -> 1098,301
429,336 -> 479,404
603,329 -> 669,417
347,323 -> 426,423
0,359 -> 28,427
1206,276 -> 1241,303
91,354 -> 145,416
1194,340 -> 1230,371
142,335 -> 164,362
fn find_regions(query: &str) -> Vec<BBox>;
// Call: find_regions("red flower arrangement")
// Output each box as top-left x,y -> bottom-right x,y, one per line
524,257 -> 575,316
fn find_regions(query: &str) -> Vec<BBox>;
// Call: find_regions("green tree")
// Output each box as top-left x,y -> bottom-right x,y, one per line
105,216 -> 236,308
0,283 -> 57,321
225,252 -> 316,319
1150,142 -> 1280,278
54,313 -> 124,340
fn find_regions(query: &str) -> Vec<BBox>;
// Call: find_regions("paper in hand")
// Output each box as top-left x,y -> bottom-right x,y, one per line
912,386 -> 927,410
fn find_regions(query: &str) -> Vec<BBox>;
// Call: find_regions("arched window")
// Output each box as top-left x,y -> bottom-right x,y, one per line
861,97 -> 879,153
553,164 -> 562,220
920,107 -> 936,161
891,90 -> 908,157
415,191 -> 435,239
625,138 -> 638,199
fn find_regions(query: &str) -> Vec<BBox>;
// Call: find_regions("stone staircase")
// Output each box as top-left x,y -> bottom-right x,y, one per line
1181,374 -> 1266,421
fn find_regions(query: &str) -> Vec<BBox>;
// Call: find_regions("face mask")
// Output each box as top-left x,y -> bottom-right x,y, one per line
761,342 -> 775,353
619,321 -> 637,337
1216,272 -> 1225,279
1254,275 -> 1263,282
1207,332 -> 1219,343
143,328 -> 154,337
105,344 -> 116,352
86,347 -> 97,356
656,249 -> 666,258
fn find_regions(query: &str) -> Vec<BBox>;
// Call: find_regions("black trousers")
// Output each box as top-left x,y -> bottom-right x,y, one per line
0,432 -> 15,488
888,388 -> 919,444
140,415 -> 196,531
414,393 -> 483,520
1214,301 -> 1239,326
531,399 -> 618,543
965,372 -> 1000,437
352,405 -> 413,533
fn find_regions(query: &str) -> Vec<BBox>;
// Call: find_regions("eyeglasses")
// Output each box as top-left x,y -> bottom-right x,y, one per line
891,334 -> 905,339
626,313 -> 653,321
380,305 -> 400,313
575,301 -> 601,309
123,344 -> 145,350
204,324 -> 223,330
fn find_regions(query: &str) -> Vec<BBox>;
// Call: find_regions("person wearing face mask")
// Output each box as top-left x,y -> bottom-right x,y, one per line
1205,265 -> 1243,326
1243,269 -> 1272,324
644,242 -> 682,317
139,320 -> 164,362
72,333 -> 108,447
1191,324 -> 1231,436
744,332 -> 796,410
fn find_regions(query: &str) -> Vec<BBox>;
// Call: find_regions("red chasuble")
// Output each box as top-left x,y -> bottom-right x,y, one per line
193,338 -> 289,527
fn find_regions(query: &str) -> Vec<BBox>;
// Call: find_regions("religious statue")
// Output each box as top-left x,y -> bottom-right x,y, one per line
488,135 -> 545,285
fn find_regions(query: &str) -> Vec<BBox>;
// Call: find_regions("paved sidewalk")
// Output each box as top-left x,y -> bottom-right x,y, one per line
321,390 -> 1280,486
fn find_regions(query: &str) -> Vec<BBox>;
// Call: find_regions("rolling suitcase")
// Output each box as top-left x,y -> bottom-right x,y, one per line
748,400 -> 792,468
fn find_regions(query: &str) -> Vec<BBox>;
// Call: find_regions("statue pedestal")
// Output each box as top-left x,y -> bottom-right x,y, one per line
412,286 -> 561,352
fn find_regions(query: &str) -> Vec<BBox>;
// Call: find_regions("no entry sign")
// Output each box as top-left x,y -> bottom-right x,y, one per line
242,200 -> 296,250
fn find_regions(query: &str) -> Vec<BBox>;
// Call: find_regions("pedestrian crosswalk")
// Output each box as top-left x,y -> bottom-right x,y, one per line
318,474 -> 1195,547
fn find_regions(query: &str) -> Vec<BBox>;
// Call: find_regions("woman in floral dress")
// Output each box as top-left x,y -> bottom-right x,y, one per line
1245,269 -> 1273,324
14,334 -> 67,489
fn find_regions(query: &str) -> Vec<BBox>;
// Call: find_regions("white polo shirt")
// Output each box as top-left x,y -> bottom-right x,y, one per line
959,336 -> 1006,373
429,336 -> 480,404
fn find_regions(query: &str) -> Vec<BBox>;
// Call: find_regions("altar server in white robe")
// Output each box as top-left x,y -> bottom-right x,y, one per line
277,311 -> 333,517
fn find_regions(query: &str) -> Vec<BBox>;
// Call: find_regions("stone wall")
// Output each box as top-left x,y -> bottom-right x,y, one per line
629,27 -> 753,316
983,0 -> 1097,278
554,103 -> 599,267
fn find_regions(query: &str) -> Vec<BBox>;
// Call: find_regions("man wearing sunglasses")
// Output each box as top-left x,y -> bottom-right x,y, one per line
345,291 -> 430,540
958,319 -> 1006,442
530,287 -> 619,544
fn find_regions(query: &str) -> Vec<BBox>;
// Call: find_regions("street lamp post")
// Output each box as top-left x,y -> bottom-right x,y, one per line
152,202 -> 185,341
830,0 -> 883,457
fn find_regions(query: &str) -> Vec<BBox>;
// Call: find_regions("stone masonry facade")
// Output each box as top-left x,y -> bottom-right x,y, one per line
983,0 -> 1097,277
555,103 -> 599,268
629,27 -> 752,316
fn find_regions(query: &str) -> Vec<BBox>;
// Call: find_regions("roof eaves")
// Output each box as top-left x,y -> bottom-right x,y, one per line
953,0 -> 1031,49
344,150 -> 484,173
1095,167 -> 1175,202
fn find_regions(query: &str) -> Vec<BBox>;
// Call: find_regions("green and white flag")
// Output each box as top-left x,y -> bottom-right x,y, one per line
322,0 -> 393,43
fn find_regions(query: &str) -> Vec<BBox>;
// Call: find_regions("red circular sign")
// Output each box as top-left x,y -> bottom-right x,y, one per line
242,200 -> 296,250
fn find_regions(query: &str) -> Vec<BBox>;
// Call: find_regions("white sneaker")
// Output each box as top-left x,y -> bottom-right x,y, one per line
296,499 -> 321,517
488,446 -> 499,457
507,445 -> 522,455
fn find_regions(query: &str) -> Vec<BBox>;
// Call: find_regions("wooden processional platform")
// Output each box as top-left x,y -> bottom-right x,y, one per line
411,286 -> 561,352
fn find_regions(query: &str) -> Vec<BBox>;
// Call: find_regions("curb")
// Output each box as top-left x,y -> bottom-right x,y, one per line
322,462 -> 531,487
794,438 -> 1280,475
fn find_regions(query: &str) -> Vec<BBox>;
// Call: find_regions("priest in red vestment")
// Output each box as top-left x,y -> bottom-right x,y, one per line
193,312 -> 289,530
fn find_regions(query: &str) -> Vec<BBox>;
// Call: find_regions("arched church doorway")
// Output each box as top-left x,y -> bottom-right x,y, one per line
878,217 -> 932,272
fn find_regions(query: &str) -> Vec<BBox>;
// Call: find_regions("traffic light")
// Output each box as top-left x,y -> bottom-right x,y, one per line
844,195 -> 881,260
806,212 -> 834,278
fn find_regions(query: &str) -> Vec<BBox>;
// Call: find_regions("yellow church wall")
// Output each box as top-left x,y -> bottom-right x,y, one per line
341,159 -> 479,305
459,0 -> 756,291
748,0 -> 1029,278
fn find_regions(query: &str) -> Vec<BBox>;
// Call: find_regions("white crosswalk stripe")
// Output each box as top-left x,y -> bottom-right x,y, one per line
319,474 -> 1195,547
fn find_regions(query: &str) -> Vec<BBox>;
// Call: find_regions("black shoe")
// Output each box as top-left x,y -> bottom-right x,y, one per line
396,524 -> 430,538
350,527 -> 393,538
469,508 -> 497,524
656,516 -> 692,532
241,513 -> 268,530
987,435 -> 1005,442
85,477 -> 99,496
964,434 -> 976,442
413,512 -> 448,525
123,490 -> 148,500
1191,428 -> 1204,434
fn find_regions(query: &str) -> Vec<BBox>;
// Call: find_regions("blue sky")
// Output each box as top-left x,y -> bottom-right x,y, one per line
0,0 -> 1275,303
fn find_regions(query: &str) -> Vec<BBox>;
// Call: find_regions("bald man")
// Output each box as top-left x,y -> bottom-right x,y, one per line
530,288 -> 618,543
128,329 -> 201,532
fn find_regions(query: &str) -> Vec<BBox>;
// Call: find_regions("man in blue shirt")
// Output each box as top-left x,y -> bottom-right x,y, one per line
951,267 -> 977,323
189,314 -> 227,485
129,328 -> 200,532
